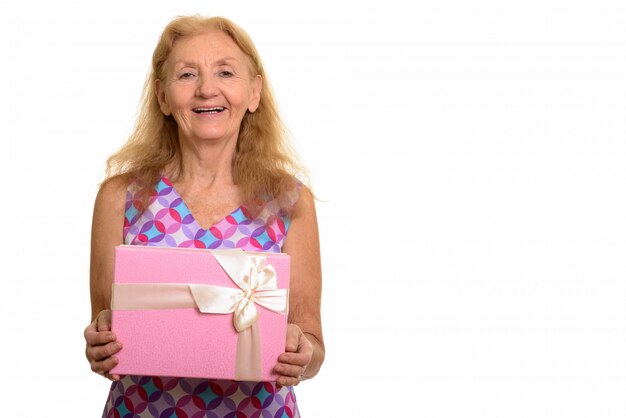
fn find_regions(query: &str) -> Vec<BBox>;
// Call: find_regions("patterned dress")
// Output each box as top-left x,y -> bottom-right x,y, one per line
103,176 -> 302,418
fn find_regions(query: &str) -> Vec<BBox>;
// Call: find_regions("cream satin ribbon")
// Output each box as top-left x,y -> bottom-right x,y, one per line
111,249 -> 288,381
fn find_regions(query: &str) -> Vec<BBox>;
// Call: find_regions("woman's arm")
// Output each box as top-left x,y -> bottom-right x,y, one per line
83,176 -> 127,380
274,185 -> 325,386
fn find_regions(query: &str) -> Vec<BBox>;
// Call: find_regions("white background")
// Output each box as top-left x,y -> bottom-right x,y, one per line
1,1 -> 625,417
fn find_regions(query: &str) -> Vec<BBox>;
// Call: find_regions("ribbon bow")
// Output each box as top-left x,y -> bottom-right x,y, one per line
189,250 -> 288,332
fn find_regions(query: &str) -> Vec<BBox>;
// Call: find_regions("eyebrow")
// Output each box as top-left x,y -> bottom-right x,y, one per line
215,57 -> 239,65
173,56 -> 239,68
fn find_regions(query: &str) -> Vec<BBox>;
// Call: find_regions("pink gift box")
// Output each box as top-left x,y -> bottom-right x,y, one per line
110,245 -> 290,381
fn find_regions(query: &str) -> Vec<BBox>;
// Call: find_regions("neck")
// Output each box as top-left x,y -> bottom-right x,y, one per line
172,134 -> 238,189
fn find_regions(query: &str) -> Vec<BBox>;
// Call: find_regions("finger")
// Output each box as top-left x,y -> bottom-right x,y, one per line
274,363 -> 306,379
90,354 -> 119,375
96,310 -> 112,332
83,320 -> 97,338
297,332 -> 313,353
276,374 -> 302,388
284,325 -> 301,352
93,364 -> 121,382
277,351 -> 309,367
84,328 -> 117,347
103,373 -> 121,382
87,341 -> 123,363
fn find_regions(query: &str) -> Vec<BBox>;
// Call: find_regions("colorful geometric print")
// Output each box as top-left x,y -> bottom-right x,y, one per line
123,176 -> 296,252
104,376 -> 299,418
103,176 -> 301,418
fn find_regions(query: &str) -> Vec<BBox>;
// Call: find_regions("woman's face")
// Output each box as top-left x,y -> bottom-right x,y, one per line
156,30 -> 262,146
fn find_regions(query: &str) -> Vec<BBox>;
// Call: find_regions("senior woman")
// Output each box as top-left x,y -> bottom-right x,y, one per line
83,15 -> 324,417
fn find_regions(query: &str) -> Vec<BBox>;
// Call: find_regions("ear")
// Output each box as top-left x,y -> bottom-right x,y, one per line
155,79 -> 171,116
247,75 -> 263,113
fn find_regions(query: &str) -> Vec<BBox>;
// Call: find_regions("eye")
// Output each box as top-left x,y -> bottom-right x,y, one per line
218,70 -> 234,78
178,72 -> 196,80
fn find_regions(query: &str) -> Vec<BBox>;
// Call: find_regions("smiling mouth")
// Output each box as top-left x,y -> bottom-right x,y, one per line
193,107 -> 225,114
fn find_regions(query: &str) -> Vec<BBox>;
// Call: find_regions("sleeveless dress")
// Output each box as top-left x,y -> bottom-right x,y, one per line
103,176 -> 302,418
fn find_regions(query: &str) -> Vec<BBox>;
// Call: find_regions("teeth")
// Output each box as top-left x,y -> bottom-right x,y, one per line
194,107 -> 224,113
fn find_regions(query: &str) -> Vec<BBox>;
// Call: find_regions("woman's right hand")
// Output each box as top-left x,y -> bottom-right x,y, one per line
84,309 -> 122,381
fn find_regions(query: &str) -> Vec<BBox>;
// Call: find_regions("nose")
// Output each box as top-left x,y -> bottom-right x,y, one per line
196,74 -> 218,98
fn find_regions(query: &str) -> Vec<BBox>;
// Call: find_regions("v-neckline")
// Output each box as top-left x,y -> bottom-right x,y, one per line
161,175 -> 245,232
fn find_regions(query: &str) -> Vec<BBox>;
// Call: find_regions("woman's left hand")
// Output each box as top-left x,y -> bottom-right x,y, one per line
273,323 -> 313,387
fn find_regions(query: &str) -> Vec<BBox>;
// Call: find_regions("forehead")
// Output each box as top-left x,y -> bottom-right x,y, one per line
169,30 -> 248,66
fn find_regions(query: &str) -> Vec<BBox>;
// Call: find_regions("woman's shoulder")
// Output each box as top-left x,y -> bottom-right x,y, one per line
289,182 -> 316,221
92,175 -> 130,240
95,174 -> 133,208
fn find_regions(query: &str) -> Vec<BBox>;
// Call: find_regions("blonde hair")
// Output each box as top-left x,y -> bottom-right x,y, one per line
104,15 -> 307,209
